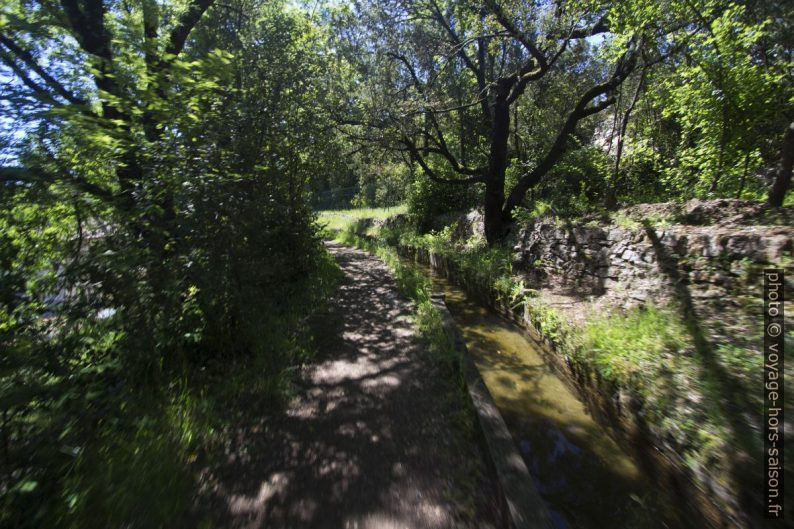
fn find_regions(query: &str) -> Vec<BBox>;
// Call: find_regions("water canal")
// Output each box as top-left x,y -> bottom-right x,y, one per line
416,264 -> 691,529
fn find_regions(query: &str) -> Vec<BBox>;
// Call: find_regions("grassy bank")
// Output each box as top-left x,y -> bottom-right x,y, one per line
320,205 -> 790,525
319,205 -> 407,234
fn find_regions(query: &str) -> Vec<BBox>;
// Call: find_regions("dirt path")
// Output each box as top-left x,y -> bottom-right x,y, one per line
199,242 -> 499,528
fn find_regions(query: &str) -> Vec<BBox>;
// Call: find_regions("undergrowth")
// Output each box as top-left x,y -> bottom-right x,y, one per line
579,305 -> 691,386
2,245 -> 342,529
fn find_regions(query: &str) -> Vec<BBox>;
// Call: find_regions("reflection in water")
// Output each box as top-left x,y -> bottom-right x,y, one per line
419,268 -> 684,529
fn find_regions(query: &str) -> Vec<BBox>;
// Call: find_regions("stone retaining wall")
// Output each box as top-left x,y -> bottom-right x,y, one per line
512,220 -> 792,310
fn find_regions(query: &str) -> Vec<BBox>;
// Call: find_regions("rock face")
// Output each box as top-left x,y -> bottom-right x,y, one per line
509,201 -> 793,313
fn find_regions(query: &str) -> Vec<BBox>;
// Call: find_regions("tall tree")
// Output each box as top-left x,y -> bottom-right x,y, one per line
1,1 -> 347,525
1,0 -> 214,233
341,0 -> 691,243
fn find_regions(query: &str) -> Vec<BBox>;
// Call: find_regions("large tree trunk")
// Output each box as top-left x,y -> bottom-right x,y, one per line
484,93 -> 511,244
483,177 -> 505,244
767,120 -> 794,207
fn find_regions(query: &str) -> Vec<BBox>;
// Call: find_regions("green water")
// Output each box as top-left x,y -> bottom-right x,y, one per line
422,269 -> 686,529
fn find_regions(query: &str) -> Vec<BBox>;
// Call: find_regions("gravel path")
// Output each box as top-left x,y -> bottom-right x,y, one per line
199,242 -> 499,528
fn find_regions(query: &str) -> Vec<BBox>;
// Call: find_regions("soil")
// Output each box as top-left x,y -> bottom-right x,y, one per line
195,242 -> 501,529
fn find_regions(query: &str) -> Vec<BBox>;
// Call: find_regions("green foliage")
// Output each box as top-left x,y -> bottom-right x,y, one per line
353,161 -> 411,207
532,143 -> 612,215
0,1 -> 343,526
375,214 -> 528,309
525,301 -> 566,345
1,0 -> 792,525
512,200 -> 554,225
62,414 -> 194,528
353,207 -> 766,484
654,3 -> 790,199
454,240 -> 518,301
338,0 -> 792,222
406,172 -> 480,231
578,305 -> 691,385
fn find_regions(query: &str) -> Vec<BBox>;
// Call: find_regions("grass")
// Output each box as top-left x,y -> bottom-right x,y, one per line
318,205 -> 407,233
572,304 -> 735,462
579,304 -> 691,386
320,205 -> 777,495
379,220 -> 529,307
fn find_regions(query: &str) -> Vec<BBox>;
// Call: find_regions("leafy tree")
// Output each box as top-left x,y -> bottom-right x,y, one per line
337,0 -> 699,242
655,3 -> 789,198
0,0 -> 343,525
336,0 -> 792,235
596,1 -> 793,207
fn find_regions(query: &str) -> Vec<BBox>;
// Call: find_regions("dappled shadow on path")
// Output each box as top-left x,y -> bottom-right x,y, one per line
193,242 -> 498,529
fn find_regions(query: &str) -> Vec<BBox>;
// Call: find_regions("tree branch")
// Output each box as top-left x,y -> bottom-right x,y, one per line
426,0 -> 491,123
0,166 -> 116,202
387,52 -> 424,92
402,137 -> 485,185
59,0 -> 113,60
165,0 -> 216,58
0,33 -> 86,105
503,45 -> 639,215
567,15 -> 610,39
142,0 -> 160,71
0,48 -> 64,107
485,0 -> 547,70
427,0 -> 481,79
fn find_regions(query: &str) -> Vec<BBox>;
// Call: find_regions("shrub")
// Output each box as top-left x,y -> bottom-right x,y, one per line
406,170 -> 480,231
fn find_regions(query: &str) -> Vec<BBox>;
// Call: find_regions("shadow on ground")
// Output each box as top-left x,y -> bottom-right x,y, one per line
193,242 -> 499,529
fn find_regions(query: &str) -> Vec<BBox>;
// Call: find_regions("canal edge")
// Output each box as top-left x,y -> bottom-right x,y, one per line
430,292 -> 555,529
